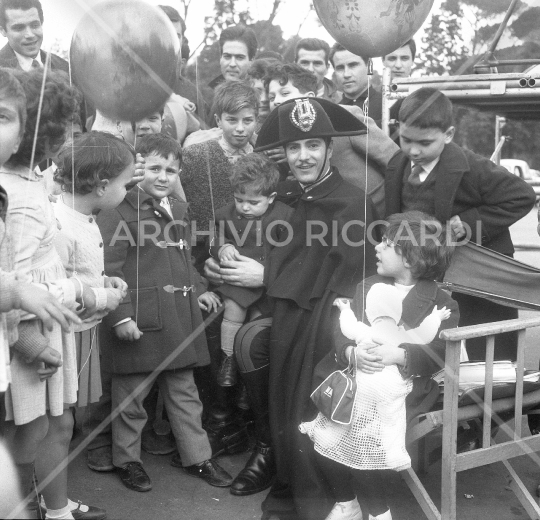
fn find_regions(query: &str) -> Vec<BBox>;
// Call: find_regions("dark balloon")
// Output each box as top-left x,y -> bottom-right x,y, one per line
314,0 -> 434,58
70,0 -> 179,121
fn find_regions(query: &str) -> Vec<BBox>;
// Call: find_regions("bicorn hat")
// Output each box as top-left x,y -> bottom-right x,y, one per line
254,97 -> 367,152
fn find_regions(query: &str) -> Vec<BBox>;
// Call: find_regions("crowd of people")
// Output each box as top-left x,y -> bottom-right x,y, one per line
0,1 -> 538,520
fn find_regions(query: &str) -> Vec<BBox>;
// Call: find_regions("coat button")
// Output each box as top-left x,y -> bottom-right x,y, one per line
89,217 -> 93,223
99,242 -> 103,248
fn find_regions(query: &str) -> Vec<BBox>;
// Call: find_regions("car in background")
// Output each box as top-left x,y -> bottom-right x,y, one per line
500,159 -> 540,202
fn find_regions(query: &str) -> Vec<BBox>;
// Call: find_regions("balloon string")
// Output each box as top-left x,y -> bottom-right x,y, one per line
16,52 -> 51,268
29,52 -> 51,173
68,59 -> 77,278
361,72 -> 371,324
135,133 -> 140,325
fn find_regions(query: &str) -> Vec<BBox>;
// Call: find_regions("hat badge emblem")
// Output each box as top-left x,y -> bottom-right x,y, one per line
290,99 -> 317,132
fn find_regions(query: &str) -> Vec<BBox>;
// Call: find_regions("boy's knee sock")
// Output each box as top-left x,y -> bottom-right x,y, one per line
221,319 -> 243,357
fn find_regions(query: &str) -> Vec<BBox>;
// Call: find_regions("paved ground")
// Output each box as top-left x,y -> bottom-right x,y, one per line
65,208 -> 540,520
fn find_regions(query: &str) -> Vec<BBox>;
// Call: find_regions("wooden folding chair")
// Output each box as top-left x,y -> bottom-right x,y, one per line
402,315 -> 540,520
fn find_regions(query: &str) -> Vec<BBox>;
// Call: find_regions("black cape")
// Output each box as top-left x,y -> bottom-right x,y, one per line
264,169 -> 379,520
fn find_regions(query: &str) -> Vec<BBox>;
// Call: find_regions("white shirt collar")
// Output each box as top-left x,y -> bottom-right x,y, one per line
14,49 -> 42,71
412,156 -> 440,182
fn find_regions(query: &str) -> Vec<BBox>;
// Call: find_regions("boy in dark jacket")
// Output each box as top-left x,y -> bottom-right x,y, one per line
384,87 -> 536,361
97,134 -> 231,492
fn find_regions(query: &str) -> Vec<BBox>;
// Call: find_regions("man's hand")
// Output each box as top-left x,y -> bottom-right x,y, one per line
198,291 -> 222,312
219,255 -> 265,288
105,277 -> 128,299
449,215 -> 466,240
264,148 -> 287,164
34,346 -> 63,381
115,320 -> 143,341
17,283 -> 81,332
204,257 -> 224,286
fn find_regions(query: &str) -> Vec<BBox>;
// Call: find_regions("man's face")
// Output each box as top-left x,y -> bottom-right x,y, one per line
296,49 -> 328,90
0,8 -> 43,59
332,50 -> 368,100
134,112 -> 163,139
399,123 -> 455,166
220,40 -> 251,81
285,138 -> 332,184
383,45 -> 414,79
268,79 -> 314,112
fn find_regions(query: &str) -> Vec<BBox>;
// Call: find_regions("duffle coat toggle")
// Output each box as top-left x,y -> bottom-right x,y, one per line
163,284 -> 195,296
156,239 -> 189,250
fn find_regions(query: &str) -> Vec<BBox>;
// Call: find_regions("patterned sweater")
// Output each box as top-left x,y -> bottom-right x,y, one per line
181,139 -> 233,234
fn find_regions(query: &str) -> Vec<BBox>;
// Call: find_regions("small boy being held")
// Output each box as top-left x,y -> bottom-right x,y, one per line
97,133 -> 229,493
211,153 -> 293,386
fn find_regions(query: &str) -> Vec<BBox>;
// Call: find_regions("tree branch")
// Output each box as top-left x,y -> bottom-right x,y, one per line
268,0 -> 281,23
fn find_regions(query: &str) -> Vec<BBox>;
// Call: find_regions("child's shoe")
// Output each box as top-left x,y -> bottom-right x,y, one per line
217,354 -> 238,387
325,497 -> 363,520
369,509 -> 392,520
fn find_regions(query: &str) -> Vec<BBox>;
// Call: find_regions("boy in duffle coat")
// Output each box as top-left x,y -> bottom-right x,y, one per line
97,134 -> 232,493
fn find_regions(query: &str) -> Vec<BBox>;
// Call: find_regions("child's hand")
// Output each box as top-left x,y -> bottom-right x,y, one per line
449,215 -> 466,240
34,346 -> 63,381
115,319 -> 143,341
183,100 -> 196,113
433,306 -> 451,322
219,245 -> 240,263
198,291 -> 222,313
133,153 -> 146,184
105,277 -> 128,299
77,283 -> 98,320
104,288 -> 124,313
17,282 -> 81,332
350,344 -> 384,374
333,298 -> 351,311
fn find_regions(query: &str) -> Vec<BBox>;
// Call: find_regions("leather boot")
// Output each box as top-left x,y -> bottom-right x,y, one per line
230,366 -> 276,496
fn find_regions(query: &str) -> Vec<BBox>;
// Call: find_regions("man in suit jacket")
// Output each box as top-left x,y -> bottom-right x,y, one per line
0,0 -> 68,73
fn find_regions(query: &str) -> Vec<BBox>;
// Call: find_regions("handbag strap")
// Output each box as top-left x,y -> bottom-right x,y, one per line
346,349 -> 357,377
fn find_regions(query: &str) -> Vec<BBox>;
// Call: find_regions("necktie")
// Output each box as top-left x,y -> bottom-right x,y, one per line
31,59 -> 41,69
408,162 -> 424,186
